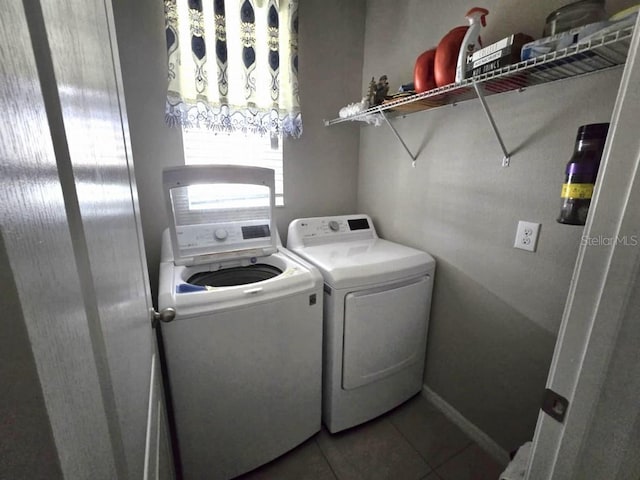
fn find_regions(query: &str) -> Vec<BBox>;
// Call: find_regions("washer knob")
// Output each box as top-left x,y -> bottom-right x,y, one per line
214,228 -> 228,241
328,220 -> 340,232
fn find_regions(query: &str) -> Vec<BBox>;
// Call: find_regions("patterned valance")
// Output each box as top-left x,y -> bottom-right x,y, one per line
165,0 -> 301,137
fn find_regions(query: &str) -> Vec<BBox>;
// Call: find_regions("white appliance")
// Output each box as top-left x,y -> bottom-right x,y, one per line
287,214 -> 436,433
158,166 -> 323,480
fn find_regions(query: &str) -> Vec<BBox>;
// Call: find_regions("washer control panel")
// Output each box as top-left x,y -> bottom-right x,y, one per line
288,214 -> 377,248
176,220 -> 271,250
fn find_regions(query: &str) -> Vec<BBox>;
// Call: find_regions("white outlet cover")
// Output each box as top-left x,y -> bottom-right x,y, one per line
514,221 -> 541,252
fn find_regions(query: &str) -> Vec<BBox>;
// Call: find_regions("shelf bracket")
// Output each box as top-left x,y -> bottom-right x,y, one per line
473,82 -> 511,167
379,109 -> 418,167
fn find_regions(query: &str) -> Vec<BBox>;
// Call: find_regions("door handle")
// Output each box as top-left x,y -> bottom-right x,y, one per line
150,307 -> 176,328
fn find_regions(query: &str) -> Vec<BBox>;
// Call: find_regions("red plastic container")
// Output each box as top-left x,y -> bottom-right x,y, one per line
414,48 -> 437,93
434,26 -> 468,87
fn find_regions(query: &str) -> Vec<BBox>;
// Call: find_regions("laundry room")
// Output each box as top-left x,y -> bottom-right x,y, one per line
2,0 -> 640,479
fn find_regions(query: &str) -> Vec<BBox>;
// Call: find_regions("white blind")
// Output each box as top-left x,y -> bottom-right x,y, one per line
182,129 -> 284,206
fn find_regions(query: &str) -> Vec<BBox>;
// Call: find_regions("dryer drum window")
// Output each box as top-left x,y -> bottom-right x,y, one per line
187,264 -> 283,287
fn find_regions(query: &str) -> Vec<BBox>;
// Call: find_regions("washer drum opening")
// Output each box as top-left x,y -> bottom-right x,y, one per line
187,264 -> 283,287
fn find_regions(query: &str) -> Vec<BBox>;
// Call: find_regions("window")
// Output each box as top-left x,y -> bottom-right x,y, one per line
186,183 -> 270,211
182,128 -> 285,206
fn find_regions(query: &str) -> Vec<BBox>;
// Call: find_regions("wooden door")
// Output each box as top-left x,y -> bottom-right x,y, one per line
0,0 -> 173,478
527,14 -> 640,479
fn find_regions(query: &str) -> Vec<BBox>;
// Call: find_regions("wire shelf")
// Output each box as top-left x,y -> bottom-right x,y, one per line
325,24 -> 635,126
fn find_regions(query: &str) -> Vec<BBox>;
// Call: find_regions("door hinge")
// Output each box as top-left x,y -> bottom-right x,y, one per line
541,388 -> 569,423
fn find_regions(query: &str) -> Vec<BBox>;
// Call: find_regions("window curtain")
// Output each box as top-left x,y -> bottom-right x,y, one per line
165,0 -> 301,138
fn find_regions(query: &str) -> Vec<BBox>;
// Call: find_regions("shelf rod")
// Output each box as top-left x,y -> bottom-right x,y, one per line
473,82 -> 511,167
379,109 -> 418,166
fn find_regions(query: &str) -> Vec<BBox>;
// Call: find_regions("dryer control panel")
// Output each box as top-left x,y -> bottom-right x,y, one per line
287,214 -> 377,248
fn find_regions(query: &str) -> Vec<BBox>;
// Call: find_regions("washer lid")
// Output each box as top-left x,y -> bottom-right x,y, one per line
163,165 -> 277,266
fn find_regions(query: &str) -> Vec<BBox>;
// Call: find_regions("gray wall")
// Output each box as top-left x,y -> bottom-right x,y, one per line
358,0 -> 634,451
282,0 -> 366,233
111,0 -> 185,303
111,0 -> 633,454
112,0 -> 366,302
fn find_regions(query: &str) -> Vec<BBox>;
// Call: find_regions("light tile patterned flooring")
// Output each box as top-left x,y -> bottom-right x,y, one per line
236,394 -> 507,480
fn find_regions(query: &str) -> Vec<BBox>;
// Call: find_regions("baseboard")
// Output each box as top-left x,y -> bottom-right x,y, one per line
421,385 -> 511,466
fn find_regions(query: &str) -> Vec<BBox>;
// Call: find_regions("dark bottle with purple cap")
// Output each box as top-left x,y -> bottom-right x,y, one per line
557,123 -> 609,225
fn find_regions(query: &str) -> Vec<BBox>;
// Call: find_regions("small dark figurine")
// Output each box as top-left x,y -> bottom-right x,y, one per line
367,77 -> 376,106
373,75 -> 389,106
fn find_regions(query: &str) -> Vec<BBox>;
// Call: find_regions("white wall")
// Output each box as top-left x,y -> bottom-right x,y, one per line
358,0 -> 635,451
112,0 -> 366,302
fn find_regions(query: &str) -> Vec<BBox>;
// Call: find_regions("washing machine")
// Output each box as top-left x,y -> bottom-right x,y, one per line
287,214 -> 436,433
158,165 -> 323,480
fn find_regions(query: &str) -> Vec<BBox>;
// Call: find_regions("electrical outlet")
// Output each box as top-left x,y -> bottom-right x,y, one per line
514,221 -> 541,252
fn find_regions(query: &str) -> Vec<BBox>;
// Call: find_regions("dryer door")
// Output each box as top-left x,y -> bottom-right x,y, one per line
342,275 -> 431,390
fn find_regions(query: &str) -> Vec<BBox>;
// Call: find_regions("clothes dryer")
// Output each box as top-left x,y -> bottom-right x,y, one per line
158,166 -> 323,480
287,214 -> 435,433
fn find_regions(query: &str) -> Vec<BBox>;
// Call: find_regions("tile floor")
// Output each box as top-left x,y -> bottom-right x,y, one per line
236,394 -> 507,480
